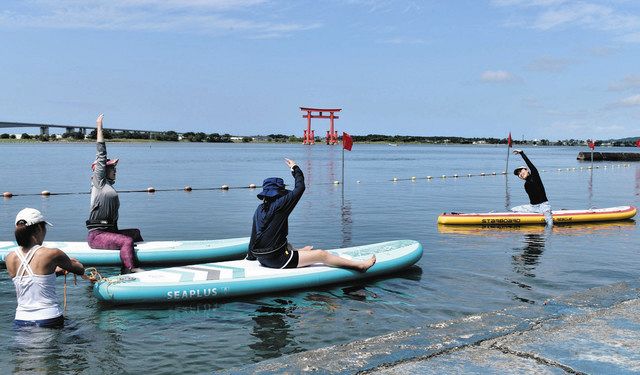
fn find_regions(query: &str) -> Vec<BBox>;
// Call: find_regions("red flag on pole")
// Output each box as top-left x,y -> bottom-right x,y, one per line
587,139 -> 595,150
636,139 -> 640,148
507,132 -> 512,148
342,132 -> 353,151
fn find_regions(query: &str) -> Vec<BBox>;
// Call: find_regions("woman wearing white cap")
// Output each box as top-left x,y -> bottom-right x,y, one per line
512,149 -> 553,227
86,114 -> 144,274
5,208 -> 85,328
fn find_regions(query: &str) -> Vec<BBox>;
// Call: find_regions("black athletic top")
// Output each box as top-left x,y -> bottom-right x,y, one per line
247,165 -> 305,260
521,152 -> 548,205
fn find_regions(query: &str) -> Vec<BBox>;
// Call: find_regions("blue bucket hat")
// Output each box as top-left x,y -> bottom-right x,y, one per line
257,177 -> 287,200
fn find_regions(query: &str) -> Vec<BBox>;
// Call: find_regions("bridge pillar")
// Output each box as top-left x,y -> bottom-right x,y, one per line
65,127 -> 75,134
80,127 -> 87,135
40,126 -> 49,136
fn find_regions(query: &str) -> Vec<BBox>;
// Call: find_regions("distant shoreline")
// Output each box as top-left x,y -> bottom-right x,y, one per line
1,138 -> 638,148
1,130 -> 638,146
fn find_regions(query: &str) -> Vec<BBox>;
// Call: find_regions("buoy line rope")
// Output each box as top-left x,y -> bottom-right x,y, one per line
1,164 -> 632,198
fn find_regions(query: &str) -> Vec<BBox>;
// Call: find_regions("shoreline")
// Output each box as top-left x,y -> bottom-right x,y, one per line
226,281 -> 640,374
0,138 -> 638,148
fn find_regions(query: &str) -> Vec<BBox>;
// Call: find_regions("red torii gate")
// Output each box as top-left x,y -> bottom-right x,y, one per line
300,107 -> 341,145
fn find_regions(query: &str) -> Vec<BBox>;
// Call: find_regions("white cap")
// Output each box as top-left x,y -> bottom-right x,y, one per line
15,208 -> 53,227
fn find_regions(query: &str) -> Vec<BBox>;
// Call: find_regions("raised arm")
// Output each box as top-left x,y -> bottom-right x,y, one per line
513,149 -> 538,175
277,158 -> 305,213
96,113 -> 104,143
92,114 -> 108,187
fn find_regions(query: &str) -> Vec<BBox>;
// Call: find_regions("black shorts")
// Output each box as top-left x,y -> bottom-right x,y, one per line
14,315 -> 64,328
257,244 -> 299,269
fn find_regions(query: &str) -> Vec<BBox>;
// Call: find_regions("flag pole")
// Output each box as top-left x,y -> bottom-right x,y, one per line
505,133 -> 511,173
341,145 -> 345,205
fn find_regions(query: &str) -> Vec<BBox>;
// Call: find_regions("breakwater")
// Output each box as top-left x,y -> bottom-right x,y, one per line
577,152 -> 640,161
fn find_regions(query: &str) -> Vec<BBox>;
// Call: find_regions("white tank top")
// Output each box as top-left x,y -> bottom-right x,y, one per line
12,245 -> 62,321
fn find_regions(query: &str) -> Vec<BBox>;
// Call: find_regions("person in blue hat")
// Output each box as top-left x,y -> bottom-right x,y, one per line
247,158 -> 376,271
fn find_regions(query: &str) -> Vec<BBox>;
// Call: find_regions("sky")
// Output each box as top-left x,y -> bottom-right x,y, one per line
1,0 -> 639,140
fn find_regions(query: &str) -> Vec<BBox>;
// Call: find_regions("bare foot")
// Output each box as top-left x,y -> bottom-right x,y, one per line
357,255 -> 376,272
299,245 -> 314,251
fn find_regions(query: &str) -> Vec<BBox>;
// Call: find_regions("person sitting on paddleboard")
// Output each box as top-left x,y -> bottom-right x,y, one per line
86,114 -> 144,274
512,149 -> 553,227
6,208 -> 85,328
247,158 -> 376,271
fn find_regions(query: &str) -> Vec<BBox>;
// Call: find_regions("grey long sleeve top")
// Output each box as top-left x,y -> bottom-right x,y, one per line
87,142 -> 119,230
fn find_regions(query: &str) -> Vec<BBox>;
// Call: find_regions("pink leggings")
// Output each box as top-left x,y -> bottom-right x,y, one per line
87,229 -> 143,269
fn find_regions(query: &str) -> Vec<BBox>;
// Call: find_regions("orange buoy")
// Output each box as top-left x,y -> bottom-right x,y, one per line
3,192 -> 12,198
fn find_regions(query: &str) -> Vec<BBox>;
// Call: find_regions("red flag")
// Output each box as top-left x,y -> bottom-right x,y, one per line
507,132 -> 512,147
587,139 -> 595,150
636,139 -> 640,148
342,132 -> 353,151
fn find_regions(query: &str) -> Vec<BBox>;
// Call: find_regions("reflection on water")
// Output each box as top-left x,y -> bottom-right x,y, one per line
512,233 -> 546,279
341,200 -> 352,248
304,146 -> 314,187
10,319 -> 117,374
636,165 -> 640,196
438,220 -> 636,236
249,299 -> 301,361
509,233 -> 547,304
588,168 -> 593,208
504,174 -> 511,211
11,326 -> 64,374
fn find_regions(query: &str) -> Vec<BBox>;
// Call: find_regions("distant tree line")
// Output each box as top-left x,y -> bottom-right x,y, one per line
180,132 -> 232,143
346,134 -> 640,147
2,131 -> 638,147
267,134 -> 302,143
350,134 -> 507,144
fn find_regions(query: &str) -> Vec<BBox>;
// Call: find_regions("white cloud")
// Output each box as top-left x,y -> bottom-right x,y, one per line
0,0 -> 317,37
493,1 -> 640,41
618,32 -> 640,43
609,76 -> 640,92
588,46 -> 616,57
542,121 -> 628,138
618,94 -> 640,107
379,37 -> 429,45
527,57 -> 572,72
522,97 -> 544,109
480,70 -> 515,82
492,0 -> 567,7
534,3 -> 640,31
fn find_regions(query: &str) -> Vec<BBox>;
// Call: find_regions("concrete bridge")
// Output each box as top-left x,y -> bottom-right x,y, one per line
0,121 -> 166,137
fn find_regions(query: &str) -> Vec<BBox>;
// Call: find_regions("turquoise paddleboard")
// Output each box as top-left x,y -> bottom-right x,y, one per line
93,240 -> 423,304
0,238 -> 249,266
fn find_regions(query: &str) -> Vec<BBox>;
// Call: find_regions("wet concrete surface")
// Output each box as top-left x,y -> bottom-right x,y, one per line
223,281 -> 640,374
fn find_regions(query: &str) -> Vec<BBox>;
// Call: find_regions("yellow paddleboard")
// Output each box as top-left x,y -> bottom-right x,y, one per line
438,206 -> 636,225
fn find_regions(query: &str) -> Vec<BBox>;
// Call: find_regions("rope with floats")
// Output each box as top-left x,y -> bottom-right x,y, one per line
1,164 -> 632,198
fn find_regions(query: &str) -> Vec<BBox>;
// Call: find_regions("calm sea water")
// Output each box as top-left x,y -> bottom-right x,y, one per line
0,142 -> 638,373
